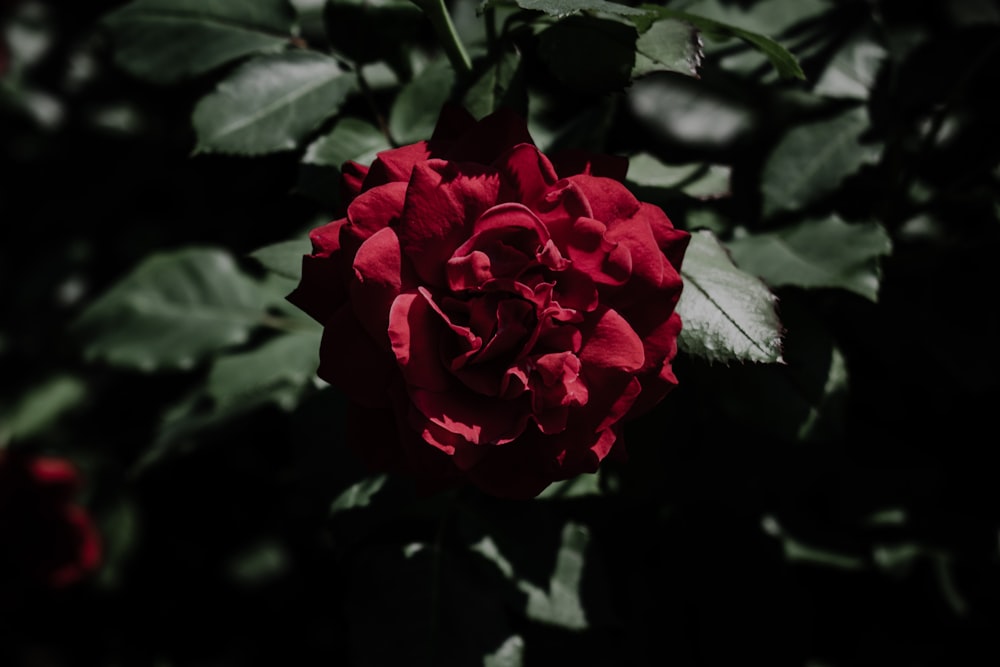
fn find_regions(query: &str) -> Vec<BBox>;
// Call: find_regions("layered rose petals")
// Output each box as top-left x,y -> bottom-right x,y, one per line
290,106 -> 689,499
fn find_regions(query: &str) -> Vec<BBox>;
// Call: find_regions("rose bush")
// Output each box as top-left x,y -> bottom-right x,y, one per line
0,450 -> 102,589
289,106 -> 689,499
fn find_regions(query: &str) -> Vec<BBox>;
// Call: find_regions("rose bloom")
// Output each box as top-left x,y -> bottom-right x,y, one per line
290,107 -> 689,499
0,450 -> 102,589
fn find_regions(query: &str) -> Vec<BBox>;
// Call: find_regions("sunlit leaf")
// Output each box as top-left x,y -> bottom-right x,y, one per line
303,117 -> 391,167
207,329 -> 321,411
726,216 -> 892,301
102,0 -> 297,83
74,248 -> 265,372
760,105 -> 881,217
627,152 -> 731,199
677,230 -> 783,364
814,30 -> 888,100
193,51 -> 356,155
641,4 -> 805,79
632,18 -> 703,79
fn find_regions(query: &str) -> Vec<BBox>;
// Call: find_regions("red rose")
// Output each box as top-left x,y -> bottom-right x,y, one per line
289,107 -> 689,499
0,450 -> 102,589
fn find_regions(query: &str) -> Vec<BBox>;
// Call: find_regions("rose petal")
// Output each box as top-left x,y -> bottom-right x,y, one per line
341,160 -> 369,200
447,107 -> 536,164
287,218 -> 350,324
410,387 -> 528,446
578,307 -> 645,373
565,174 -> 640,226
351,227 -> 404,346
318,304 -> 396,407
388,292 -> 457,393
496,143 -> 559,207
340,181 -> 408,258
637,202 -> 689,270
362,141 -> 432,189
398,160 -> 500,286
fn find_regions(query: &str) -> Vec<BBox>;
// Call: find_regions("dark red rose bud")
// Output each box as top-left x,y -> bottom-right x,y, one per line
0,450 -> 102,589
289,106 -> 689,499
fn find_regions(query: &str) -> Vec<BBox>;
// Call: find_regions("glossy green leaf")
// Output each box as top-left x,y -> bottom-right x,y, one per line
480,0 -> 650,18
193,51 -> 357,155
642,4 -> 805,80
726,216 -> 892,301
250,237 -> 312,281
538,16 -> 636,94
74,248 -> 265,372
626,152 -> 731,199
632,18 -> 703,79
463,48 -> 523,120
207,329 -> 321,411
302,117 -> 391,167
102,0 -> 297,84
677,230 -> 783,364
760,106 -> 881,217
388,58 -> 455,145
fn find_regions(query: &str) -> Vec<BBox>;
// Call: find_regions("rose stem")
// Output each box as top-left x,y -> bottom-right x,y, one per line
411,0 -> 473,79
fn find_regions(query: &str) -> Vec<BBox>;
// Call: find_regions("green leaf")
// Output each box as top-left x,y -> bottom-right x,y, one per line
813,30 -> 888,100
725,216 -> 892,301
677,230 -> 783,364
536,473 -> 602,500
101,0 -> 297,84
538,16 -> 637,94
0,375 -> 87,443
302,116 -> 391,167
481,0 -> 651,18
470,521 -> 590,629
250,238 -> 312,281
74,248 -> 265,372
483,635 -> 525,667
632,18 -> 703,79
626,152 -> 731,199
329,474 -> 388,515
704,304 -> 849,443
388,58 -> 456,145
463,47 -> 523,120
760,105 -> 881,217
642,5 -> 805,80
207,329 -> 322,411
192,51 -> 357,155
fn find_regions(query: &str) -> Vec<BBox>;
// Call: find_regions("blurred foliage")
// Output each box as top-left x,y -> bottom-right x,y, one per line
2,0 -> 1000,665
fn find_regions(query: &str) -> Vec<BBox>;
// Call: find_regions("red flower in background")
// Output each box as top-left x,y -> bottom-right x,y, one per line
290,107 -> 689,499
0,451 -> 102,589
